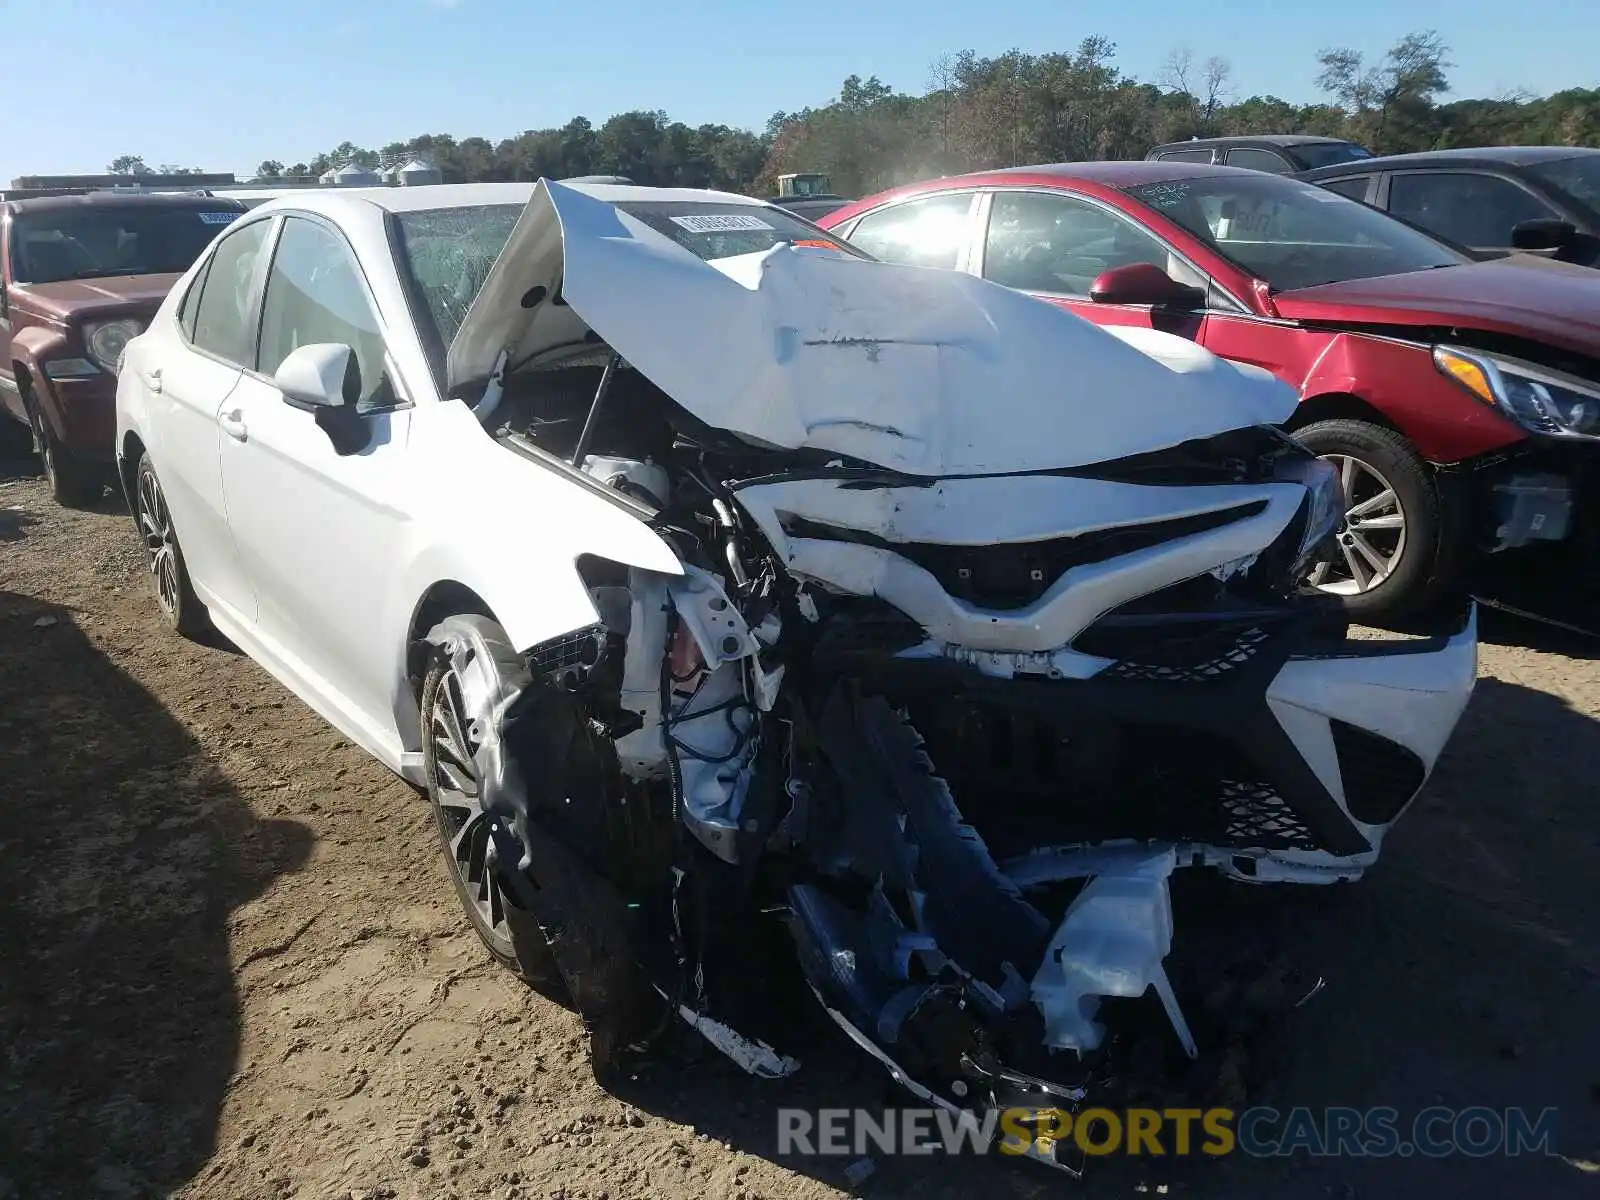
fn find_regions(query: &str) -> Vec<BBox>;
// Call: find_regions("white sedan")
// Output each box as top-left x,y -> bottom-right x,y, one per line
115,178 -> 1476,1156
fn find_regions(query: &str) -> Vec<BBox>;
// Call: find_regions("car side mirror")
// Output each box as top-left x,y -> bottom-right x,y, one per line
1088,263 -> 1206,309
1511,217 -> 1577,252
274,342 -> 358,411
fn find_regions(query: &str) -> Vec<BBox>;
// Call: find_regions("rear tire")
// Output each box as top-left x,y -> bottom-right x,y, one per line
23,380 -> 105,508
133,452 -> 210,638
1293,418 -> 1451,624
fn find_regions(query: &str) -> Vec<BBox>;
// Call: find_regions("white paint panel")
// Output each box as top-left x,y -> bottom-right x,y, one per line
1265,609 -> 1478,770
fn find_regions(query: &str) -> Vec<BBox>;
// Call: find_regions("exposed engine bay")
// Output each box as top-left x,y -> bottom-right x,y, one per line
422,339 -> 1478,1174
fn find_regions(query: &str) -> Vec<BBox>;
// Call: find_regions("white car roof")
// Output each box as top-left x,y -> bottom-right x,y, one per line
246,181 -> 769,219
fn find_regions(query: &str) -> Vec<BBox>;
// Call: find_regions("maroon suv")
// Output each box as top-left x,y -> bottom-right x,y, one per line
0,192 -> 245,505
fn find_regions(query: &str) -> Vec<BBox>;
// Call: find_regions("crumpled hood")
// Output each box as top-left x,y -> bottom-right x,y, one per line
448,180 -> 1297,476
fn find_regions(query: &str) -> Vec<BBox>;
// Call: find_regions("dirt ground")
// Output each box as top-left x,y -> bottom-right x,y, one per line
1,454 -> 1597,1200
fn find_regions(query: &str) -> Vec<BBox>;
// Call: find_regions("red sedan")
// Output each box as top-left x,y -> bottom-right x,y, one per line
820,163 -> 1600,622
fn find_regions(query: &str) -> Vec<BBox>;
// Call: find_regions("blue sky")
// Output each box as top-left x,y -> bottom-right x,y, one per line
4,0 -> 1594,181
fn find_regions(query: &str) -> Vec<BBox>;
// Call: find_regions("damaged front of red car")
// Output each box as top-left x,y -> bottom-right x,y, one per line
417,180 -> 1479,1175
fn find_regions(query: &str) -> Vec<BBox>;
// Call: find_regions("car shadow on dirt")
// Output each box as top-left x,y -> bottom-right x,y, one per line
0,591 -> 313,1200
1477,602 -> 1600,660
599,672 -> 1599,1199
0,452 -> 133,517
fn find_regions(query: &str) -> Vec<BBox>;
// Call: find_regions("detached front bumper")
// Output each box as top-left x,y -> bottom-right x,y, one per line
819,600 -> 1477,875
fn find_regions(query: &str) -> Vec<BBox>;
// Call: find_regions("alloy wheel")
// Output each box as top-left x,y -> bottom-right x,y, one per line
1307,454 -> 1407,595
427,663 -> 515,954
136,467 -> 182,620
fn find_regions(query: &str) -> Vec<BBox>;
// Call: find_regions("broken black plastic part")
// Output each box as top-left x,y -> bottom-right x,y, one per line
478,684 -> 665,1074
809,687 -> 1051,994
811,612 -> 1406,859
1329,718 -> 1427,825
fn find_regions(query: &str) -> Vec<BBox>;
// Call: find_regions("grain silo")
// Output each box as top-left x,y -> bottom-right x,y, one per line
397,159 -> 443,186
330,161 -> 381,187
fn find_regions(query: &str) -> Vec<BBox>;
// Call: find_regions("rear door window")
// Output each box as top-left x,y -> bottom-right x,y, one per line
1225,148 -> 1293,175
842,192 -> 977,270
1156,149 -> 1217,165
189,218 -> 272,366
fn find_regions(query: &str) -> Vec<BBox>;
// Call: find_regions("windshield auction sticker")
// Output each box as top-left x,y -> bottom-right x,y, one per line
670,213 -> 774,233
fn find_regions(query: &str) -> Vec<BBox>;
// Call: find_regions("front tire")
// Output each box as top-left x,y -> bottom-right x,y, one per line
1293,418 -> 1450,624
420,615 -> 565,994
23,380 -> 105,508
133,452 -> 209,638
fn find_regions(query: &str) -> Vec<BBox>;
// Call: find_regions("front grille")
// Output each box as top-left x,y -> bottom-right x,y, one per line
1091,623 -> 1275,682
905,705 -> 1325,856
779,502 -> 1265,610
1330,719 -> 1426,826
1218,779 -> 1322,849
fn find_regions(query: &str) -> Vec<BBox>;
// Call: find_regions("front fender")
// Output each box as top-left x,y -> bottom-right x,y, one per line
10,324 -> 69,431
399,399 -> 684,655
1298,331 -> 1524,464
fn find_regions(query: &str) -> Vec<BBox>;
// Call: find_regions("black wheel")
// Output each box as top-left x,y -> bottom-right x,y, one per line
133,452 -> 209,638
420,615 -> 565,993
1293,419 -> 1450,624
22,379 -> 106,508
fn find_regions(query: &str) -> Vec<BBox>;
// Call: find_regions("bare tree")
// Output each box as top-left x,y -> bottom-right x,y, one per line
1161,46 -> 1232,133
1160,46 -> 1195,96
1201,55 -> 1233,123
927,52 -> 959,161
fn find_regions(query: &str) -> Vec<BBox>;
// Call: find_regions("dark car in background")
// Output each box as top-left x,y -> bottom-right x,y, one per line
1298,146 -> 1600,266
1146,135 -> 1375,175
766,194 -> 854,222
0,192 -> 246,505
820,163 -> 1600,622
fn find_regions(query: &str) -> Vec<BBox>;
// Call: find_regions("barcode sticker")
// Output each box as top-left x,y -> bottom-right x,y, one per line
199,212 -> 240,225
670,213 -> 774,233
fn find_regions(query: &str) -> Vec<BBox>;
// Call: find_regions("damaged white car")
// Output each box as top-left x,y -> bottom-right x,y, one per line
115,178 -> 1477,1169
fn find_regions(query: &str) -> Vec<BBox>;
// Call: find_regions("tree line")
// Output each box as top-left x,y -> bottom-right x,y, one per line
112,32 -> 1599,198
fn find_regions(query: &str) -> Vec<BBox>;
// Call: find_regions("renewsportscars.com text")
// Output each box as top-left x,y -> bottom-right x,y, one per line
776,1105 -> 1561,1159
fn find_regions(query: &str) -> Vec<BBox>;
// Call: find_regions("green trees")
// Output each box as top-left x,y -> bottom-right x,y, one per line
265,33 -> 1597,197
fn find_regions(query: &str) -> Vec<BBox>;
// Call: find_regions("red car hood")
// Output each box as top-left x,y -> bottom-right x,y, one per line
1272,256 -> 1600,359
15,273 -> 183,321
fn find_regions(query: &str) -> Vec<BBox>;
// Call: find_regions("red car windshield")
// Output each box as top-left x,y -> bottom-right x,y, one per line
1122,174 -> 1466,291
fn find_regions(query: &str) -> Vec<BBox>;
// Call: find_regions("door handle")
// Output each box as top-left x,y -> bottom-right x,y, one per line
142,368 -> 162,394
219,407 -> 248,442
